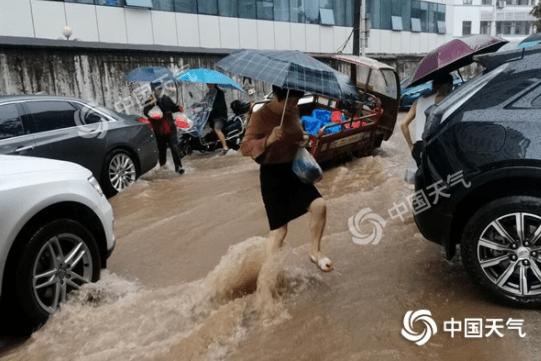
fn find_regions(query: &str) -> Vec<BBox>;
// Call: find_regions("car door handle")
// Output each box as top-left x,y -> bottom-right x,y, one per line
15,145 -> 34,152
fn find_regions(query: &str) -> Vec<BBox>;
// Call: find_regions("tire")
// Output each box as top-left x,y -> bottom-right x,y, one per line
1,219 -> 101,334
101,149 -> 138,197
461,196 -> 541,307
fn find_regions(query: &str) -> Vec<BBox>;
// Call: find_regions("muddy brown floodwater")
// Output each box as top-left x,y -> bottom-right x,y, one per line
2,114 -> 541,361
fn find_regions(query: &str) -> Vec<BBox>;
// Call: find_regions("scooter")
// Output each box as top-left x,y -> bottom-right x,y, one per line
177,100 -> 251,156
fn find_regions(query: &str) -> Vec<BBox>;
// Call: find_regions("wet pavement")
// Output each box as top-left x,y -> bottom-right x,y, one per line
2,114 -> 541,360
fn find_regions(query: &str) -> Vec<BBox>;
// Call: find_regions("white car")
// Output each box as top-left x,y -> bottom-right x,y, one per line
0,155 -> 115,333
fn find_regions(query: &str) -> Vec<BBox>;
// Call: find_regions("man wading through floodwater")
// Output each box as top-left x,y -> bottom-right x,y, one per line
241,86 -> 333,272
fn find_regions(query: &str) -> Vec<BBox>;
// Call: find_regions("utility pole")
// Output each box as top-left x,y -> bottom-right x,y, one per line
352,0 -> 361,83
361,0 -> 367,57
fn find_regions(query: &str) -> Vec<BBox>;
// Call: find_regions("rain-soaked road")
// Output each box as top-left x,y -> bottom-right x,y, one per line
2,114 -> 541,361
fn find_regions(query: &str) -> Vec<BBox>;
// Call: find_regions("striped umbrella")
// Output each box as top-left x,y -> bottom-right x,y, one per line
216,50 -> 359,102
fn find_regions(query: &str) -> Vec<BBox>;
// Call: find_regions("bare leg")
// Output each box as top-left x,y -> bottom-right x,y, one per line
267,225 -> 287,256
215,129 -> 229,151
309,198 -> 333,271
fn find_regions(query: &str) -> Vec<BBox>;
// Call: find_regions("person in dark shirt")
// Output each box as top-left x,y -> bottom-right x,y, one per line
143,81 -> 185,174
207,84 -> 230,155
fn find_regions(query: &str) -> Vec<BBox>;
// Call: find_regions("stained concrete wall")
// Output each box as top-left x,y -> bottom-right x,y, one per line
0,44 -> 427,114
0,46 -> 254,114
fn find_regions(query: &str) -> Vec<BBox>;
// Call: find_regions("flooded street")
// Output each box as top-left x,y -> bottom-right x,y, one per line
3,114 -> 541,361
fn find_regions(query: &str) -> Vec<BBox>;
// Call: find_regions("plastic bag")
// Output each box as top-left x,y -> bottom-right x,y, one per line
173,112 -> 193,129
292,148 -> 323,184
148,106 -> 163,120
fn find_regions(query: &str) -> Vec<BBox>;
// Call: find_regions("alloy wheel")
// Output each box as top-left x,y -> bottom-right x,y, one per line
108,153 -> 136,192
32,233 -> 93,313
477,212 -> 541,297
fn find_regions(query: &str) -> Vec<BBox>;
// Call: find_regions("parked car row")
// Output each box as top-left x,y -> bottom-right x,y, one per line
0,96 -> 158,197
0,96 -> 158,334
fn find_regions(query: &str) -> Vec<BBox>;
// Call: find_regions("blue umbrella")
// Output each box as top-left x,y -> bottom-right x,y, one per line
126,67 -> 175,82
177,68 -> 244,91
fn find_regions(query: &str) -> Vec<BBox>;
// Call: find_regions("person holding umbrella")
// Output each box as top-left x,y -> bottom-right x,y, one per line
143,81 -> 185,174
400,73 -> 453,165
177,68 -> 245,155
400,35 -> 508,165
219,50 -> 359,272
240,85 -> 333,272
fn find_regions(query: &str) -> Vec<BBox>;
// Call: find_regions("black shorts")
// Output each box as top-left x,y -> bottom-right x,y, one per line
210,118 -> 225,131
260,162 -> 322,230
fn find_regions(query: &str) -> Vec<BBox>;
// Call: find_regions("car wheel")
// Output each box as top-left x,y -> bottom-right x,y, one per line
102,150 -> 138,197
461,196 -> 541,307
5,219 -> 101,334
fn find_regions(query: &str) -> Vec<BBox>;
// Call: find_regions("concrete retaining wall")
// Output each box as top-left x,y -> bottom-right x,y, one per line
0,43 -> 428,114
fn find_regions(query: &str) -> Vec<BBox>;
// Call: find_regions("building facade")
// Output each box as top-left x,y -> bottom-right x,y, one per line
365,0 -> 451,54
0,0 -> 453,55
448,0 -> 537,42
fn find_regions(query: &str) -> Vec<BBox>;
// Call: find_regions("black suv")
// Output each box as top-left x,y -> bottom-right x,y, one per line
415,47 -> 541,307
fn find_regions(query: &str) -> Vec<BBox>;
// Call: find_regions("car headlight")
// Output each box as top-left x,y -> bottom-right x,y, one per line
88,176 -> 104,197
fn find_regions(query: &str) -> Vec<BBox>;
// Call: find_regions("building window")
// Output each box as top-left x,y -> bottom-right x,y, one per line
219,0 -> 238,17
496,21 -> 534,35
96,0 -> 124,6
197,0 -> 218,15
320,9 -> 336,25
391,16 -> 403,31
174,0 -> 196,13
152,0 -> 174,11
289,0 -> 304,23
273,0 -> 289,21
411,18 -> 422,32
47,0 -> 357,26
481,0 -> 492,5
304,0 -> 319,24
334,0 -> 354,27
463,0 -> 473,4
65,0 -> 96,4
437,20 -> 446,34
480,20 -> 491,34
238,0 -> 257,19
462,21 -> 472,35
256,0 -> 274,20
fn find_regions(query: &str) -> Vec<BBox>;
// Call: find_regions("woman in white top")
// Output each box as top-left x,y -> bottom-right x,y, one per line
401,73 -> 453,165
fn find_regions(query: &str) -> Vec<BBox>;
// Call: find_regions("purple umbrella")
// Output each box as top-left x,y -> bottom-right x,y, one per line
408,35 -> 508,87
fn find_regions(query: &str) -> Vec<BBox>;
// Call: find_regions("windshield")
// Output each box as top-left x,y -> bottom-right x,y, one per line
369,69 -> 399,99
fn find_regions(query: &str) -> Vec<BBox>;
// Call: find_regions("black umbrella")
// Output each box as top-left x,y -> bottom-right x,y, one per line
216,50 -> 359,102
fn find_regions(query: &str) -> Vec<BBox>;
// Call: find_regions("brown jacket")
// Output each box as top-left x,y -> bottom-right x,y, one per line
241,102 -> 305,164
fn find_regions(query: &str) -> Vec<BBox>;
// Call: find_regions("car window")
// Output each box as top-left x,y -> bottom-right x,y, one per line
0,103 -> 25,140
26,101 -> 78,132
368,69 -> 398,99
508,83 -> 541,109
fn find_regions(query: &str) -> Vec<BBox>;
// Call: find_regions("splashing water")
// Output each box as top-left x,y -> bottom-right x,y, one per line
5,237 -> 322,361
